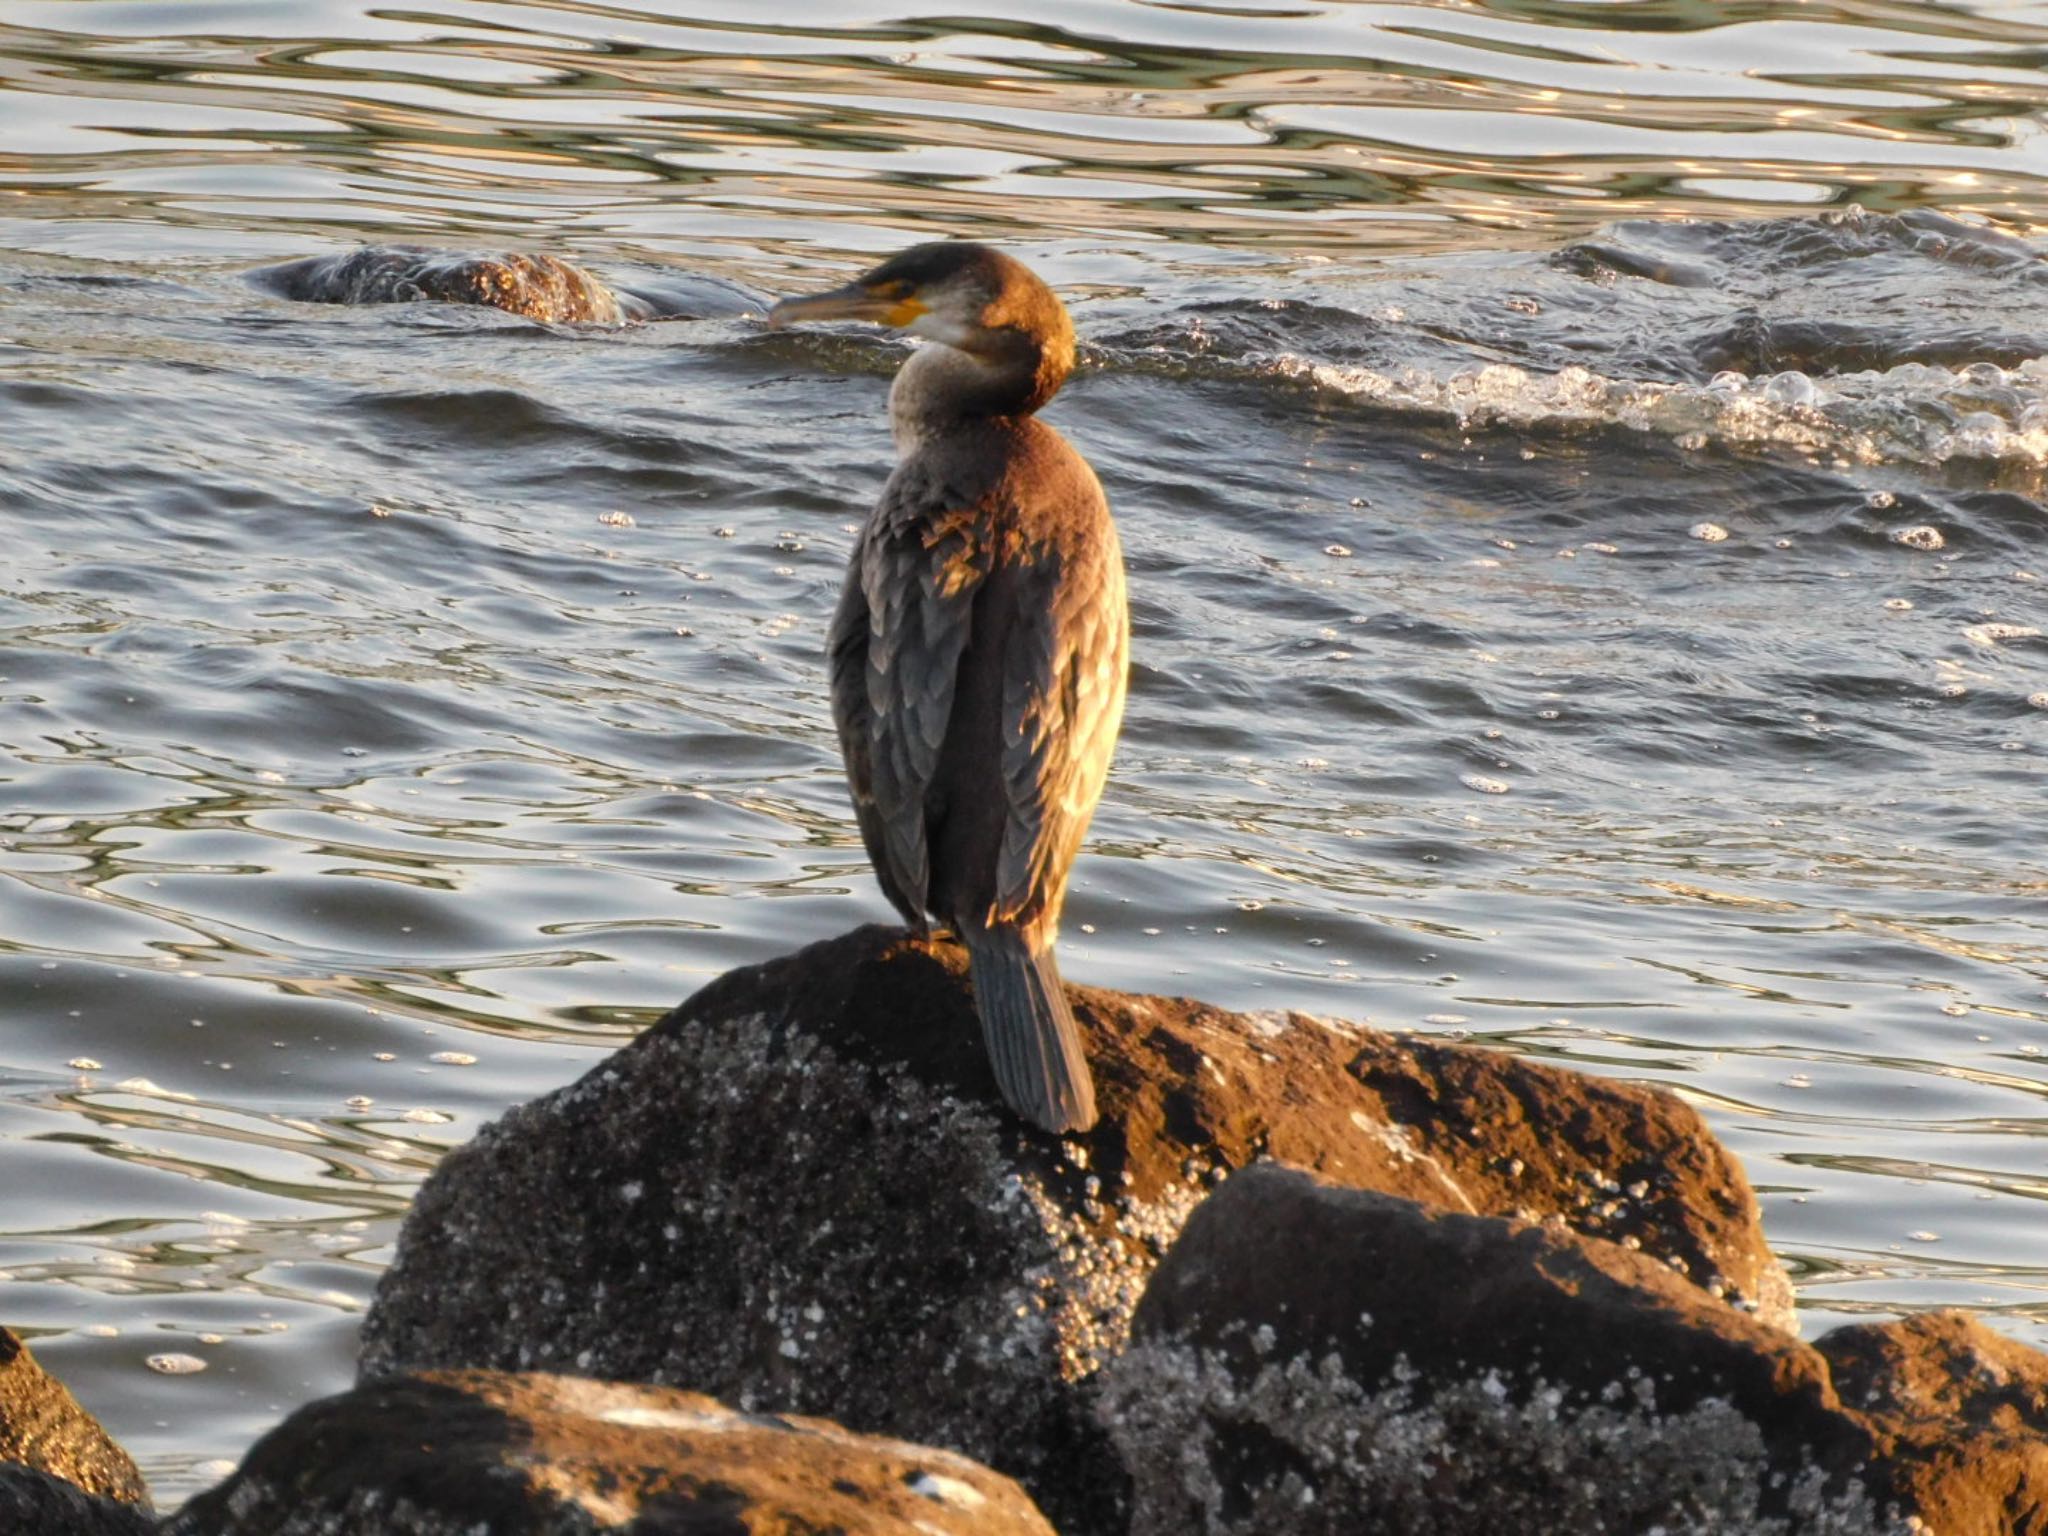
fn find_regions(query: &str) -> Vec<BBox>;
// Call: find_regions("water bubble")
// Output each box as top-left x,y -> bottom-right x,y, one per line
1324,544 -> 1352,558
1892,525 -> 1944,551
1763,371 -> 1820,406
67,1057 -> 101,1071
344,1095 -> 373,1110
1938,682 -> 1968,698
1689,522 -> 1729,543
2029,693 -> 2048,710
1883,598 -> 1913,611
1907,1230 -> 1941,1243
401,1108 -> 453,1124
1940,1002 -> 1970,1017
429,1051 -> 478,1066
597,511 -> 635,528
1460,773 -> 1511,795
713,526 -> 735,538
147,1353 -> 207,1375
1865,491 -> 1897,510
1583,541 -> 1618,555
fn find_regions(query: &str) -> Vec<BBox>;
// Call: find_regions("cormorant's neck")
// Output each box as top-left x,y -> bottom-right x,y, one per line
888,327 -> 1073,454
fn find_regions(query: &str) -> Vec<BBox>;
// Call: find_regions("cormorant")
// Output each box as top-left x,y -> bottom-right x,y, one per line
769,242 -> 1129,1134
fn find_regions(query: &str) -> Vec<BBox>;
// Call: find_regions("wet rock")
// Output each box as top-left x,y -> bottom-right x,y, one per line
1815,1310 -> 2048,1528
167,1369 -> 1054,1536
0,1464 -> 156,1536
0,1327 -> 151,1507
1105,1162 -> 2048,1535
360,925 -> 1785,1532
251,245 -> 654,324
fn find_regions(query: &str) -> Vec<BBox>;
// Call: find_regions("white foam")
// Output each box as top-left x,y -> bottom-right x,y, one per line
1269,354 -> 2048,468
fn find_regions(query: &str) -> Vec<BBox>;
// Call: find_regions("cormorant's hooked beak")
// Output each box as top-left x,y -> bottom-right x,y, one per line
767,280 -> 927,331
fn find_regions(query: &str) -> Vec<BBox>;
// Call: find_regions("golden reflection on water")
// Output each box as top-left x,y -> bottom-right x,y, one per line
8,0 -> 2048,260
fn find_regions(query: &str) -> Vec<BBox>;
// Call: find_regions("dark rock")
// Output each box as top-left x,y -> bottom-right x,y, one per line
0,1327 -> 151,1507
1105,1161 -> 2048,1535
360,925 -> 1786,1533
167,1369 -> 1055,1536
250,245 -> 653,324
0,1464 -> 156,1536
1815,1310 -> 2048,1528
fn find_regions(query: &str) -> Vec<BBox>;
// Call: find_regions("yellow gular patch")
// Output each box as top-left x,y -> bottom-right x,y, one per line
885,296 -> 928,327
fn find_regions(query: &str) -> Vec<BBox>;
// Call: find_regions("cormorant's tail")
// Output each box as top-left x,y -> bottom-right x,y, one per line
964,928 -> 1098,1134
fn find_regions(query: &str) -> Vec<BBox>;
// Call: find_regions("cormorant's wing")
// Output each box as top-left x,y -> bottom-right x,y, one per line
995,520 -> 1129,932
828,563 -> 917,925
833,459 -> 989,916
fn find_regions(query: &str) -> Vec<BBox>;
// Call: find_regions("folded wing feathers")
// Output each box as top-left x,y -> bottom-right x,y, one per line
858,471 -> 988,906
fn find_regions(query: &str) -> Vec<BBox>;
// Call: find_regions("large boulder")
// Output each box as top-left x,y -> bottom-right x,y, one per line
167,1370 -> 1055,1536
1102,1161 -> 2048,1535
0,1465 -> 155,1536
360,925 -> 1786,1532
0,1327 -> 150,1508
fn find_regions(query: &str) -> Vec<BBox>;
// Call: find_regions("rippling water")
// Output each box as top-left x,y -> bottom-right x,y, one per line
4,0 -> 2048,1505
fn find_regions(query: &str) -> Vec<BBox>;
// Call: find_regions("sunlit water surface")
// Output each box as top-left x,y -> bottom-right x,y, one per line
3,0 -> 2048,1504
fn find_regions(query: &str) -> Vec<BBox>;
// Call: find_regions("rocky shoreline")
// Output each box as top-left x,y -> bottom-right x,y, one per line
7,925 -> 2045,1533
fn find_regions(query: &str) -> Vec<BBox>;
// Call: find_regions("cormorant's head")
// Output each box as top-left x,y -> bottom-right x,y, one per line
768,242 -> 1075,414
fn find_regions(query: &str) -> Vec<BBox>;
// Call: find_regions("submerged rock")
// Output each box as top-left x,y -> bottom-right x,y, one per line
167,1370 -> 1053,1535
0,1465 -> 155,1536
360,924 -> 1785,1532
0,1327 -> 151,1508
1103,1161 -> 2048,1535
251,245 -> 654,324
